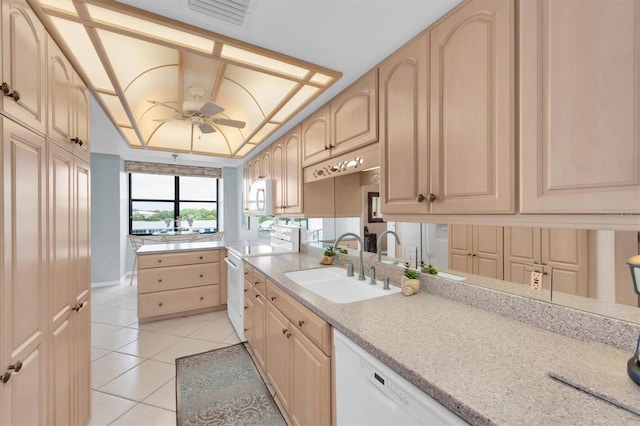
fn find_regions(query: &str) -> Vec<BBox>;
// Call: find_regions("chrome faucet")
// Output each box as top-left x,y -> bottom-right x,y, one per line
376,230 -> 402,262
334,232 -> 366,281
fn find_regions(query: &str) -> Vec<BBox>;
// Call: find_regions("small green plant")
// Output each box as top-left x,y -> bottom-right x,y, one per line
420,261 -> 438,275
324,246 -> 348,257
404,262 -> 420,279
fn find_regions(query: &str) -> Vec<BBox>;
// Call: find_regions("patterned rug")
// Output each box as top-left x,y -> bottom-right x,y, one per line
176,344 -> 286,426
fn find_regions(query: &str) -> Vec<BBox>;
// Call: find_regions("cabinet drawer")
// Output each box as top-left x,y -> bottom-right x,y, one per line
138,263 -> 219,294
244,265 -> 254,284
137,249 -> 220,269
138,285 -> 220,319
266,280 -> 331,355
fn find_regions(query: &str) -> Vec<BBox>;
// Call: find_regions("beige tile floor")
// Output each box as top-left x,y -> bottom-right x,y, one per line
89,279 -> 241,426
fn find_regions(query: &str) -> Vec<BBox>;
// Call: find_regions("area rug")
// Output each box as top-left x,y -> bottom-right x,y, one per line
176,344 -> 287,426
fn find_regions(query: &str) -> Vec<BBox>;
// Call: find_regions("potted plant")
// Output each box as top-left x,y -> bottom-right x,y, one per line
320,246 -> 347,265
401,262 -> 421,296
420,261 -> 438,275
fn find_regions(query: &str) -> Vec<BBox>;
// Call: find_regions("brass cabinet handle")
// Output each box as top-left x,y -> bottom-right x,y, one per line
72,302 -> 87,312
254,281 -> 260,285
416,194 -> 425,202
158,302 -> 163,307
255,294 -> 259,298
324,145 -> 330,151
244,306 -> 248,310
286,332 -> 292,338
271,296 -> 276,301
1,83 -> 20,102
8,361 -> 22,373
467,253 -> 471,256
298,320 -> 304,327
244,289 -> 248,293
9,89 -> 19,102
1,371 -> 11,384
70,137 -> 83,146
282,328 -> 288,334
472,254 -> 476,257
244,328 -> 249,332
427,193 -> 438,202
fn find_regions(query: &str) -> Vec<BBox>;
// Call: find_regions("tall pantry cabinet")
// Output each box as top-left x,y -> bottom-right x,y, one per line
0,0 -> 91,424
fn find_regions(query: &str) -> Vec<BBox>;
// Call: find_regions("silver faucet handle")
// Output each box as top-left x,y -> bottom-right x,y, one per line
382,277 -> 390,290
346,261 -> 354,277
369,266 -> 376,285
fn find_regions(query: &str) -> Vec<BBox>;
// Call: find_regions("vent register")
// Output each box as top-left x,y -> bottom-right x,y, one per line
33,0 -> 340,158
182,0 -> 255,28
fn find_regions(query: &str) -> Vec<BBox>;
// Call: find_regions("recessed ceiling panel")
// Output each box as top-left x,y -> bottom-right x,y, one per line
33,0 -> 341,158
86,4 -> 214,53
272,85 -> 320,122
49,17 -> 114,91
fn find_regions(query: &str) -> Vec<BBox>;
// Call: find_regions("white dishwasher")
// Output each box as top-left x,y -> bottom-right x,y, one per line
334,330 -> 468,426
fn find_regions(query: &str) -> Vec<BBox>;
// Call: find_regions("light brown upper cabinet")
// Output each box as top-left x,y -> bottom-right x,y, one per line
379,32 -> 429,215
1,0 -> 47,135
429,0 -> 515,214
47,37 -> 73,148
449,224 -> 504,279
301,104 -> 331,167
272,126 -> 303,215
71,71 -> 90,162
251,156 -> 262,182
302,70 -> 378,167
260,149 -> 272,180
519,0 -> 640,214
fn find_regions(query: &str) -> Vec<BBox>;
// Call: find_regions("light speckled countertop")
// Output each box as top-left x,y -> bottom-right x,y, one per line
136,240 -> 227,254
246,252 -> 640,426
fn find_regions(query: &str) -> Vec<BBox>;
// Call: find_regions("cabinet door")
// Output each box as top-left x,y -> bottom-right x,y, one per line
301,104 -> 331,167
473,225 -> 504,279
448,224 -> 472,273
260,149 -> 271,180
542,228 -> 588,297
1,118 -> 47,426
430,0 -> 515,213
242,164 -> 250,211
331,69 -> 378,156
265,303 -> 290,410
1,0 -> 46,134
72,72 -> 90,162
48,143 -> 74,425
47,37 -> 73,149
252,156 -> 261,181
271,141 -> 285,214
290,328 -> 331,426
504,227 -> 541,284
520,0 -> 640,213
252,293 -> 267,371
283,126 -> 303,214
379,33 -> 429,215
73,158 -> 91,425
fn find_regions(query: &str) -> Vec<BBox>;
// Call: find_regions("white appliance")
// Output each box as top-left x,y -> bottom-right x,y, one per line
225,225 -> 301,341
334,330 -> 467,426
248,179 -> 274,216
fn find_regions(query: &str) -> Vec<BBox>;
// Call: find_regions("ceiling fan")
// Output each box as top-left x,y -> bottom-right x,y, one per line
150,86 -> 246,134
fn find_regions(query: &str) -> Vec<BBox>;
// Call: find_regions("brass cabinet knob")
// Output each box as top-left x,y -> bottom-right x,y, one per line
1,371 -> 11,384
286,332 -> 292,338
298,320 -> 305,327
199,256 -> 203,260
271,296 -> 276,301
9,89 -> 19,102
416,194 -> 425,202
199,274 -> 204,278
255,294 -> 259,298
158,302 -> 163,307
8,361 -> 22,373
427,193 -> 438,202
1,82 -> 10,95
282,328 -> 288,334
158,279 -> 162,282
157,259 -> 162,263
200,296 -> 204,300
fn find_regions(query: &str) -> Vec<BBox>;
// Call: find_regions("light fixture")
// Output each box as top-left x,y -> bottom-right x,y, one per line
626,255 -> 640,386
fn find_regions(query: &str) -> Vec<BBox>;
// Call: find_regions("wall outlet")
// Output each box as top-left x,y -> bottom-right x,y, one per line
530,271 -> 543,291
404,246 -> 418,268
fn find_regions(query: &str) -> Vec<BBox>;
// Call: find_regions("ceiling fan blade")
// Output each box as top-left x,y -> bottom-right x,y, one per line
153,116 -> 187,123
198,123 -> 216,134
211,117 -> 246,129
148,100 -> 186,115
199,101 -> 224,117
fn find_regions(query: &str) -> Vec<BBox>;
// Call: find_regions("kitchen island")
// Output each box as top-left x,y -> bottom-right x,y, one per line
245,251 -> 640,425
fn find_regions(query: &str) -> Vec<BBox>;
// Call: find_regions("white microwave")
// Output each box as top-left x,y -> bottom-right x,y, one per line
248,179 -> 274,216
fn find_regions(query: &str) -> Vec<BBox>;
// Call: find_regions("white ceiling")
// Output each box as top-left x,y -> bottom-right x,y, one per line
95,0 -> 462,166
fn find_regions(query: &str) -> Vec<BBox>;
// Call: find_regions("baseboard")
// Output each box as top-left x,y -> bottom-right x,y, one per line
91,271 -> 135,288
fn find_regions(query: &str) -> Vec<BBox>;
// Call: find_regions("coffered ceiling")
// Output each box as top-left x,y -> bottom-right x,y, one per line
28,0 -> 462,163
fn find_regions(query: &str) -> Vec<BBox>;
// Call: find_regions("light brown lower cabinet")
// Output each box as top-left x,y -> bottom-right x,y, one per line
247,275 -> 332,425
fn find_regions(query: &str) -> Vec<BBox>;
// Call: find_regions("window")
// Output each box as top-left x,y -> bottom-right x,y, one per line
129,173 -> 220,234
